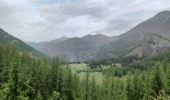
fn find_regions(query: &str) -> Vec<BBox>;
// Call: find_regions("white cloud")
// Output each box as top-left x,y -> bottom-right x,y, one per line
0,0 -> 170,42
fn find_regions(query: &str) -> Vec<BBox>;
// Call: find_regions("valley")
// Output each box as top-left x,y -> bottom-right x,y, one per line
0,8 -> 170,100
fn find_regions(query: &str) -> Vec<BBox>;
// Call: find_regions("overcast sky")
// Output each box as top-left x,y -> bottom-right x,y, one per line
0,0 -> 170,42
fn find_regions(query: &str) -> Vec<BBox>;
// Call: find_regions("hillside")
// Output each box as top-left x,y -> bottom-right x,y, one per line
128,33 -> 170,57
0,28 -> 46,58
98,11 -> 170,59
28,34 -> 117,62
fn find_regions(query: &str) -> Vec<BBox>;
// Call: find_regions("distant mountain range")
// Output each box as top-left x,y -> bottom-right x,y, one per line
28,11 -> 170,62
0,28 -> 46,58
28,34 -> 117,62
1,11 -> 170,62
27,37 -> 69,54
98,11 -> 170,59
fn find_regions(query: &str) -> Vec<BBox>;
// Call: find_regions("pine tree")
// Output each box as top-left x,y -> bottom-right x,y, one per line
151,90 -> 170,100
131,74 -> 144,100
49,91 -> 61,100
7,51 -> 20,100
126,77 -> 133,100
0,45 -> 3,83
71,73 -> 82,100
48,57 -> 60,94
102,73 -> 111,100
151,63 -> 166,97
85,66 -> 90,100
91,76 -> 97,100
142,73 -> 151,100
58,66 -> 66,98
65,64 -> 74,100
36,90 -> 43,100
167,66 -> 170,95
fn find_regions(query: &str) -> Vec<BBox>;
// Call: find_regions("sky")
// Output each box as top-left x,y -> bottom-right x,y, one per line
0,0 -> 170,42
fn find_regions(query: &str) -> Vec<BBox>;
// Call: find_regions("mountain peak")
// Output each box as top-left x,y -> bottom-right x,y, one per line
95,33 -> 109,37
50,36 -> 68,43
154,11 -> 170,18
157,11 -> 170,15
83,33 -> 109,39
59,36 -> 68,40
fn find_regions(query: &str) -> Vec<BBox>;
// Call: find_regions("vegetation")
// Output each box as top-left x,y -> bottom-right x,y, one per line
0,43 -> 170,100
0,28 -> 47,58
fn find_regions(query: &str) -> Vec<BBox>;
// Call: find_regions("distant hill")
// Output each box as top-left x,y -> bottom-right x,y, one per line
0,28 -> 46,58
28,34 -> 117,62
98,11 -> 170,59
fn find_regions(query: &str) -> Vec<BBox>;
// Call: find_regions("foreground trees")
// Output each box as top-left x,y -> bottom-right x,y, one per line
0,44 -> 170,100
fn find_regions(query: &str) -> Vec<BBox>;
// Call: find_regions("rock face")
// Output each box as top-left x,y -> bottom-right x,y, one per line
98,11 -> 170,59
128,33 -> 170,57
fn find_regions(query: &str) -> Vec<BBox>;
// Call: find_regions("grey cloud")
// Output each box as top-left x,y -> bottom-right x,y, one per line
0,0 -> 170,42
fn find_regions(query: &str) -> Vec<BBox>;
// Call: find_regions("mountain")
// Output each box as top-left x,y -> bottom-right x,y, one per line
50,37 -> 69,44
28,11 -> 170,61
0,28 -> 46,58
27,36 -> 69,57
28,34 -> 117,62
128,33 -> 170,57
98,11 -> 170,59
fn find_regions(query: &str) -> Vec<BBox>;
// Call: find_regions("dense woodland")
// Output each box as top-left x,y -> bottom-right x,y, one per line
0,44 -> 170,100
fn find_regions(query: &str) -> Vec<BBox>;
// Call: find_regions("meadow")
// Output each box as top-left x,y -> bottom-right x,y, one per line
69,63 -> 111,84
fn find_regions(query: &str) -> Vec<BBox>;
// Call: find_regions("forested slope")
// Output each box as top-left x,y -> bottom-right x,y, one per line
0,28 -> 46,58
0,43 -> 170,100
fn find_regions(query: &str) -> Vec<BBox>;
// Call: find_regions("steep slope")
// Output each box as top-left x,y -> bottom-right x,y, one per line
0,28 -> 46,58
98,11 -> 170,59
128,33 -> 170,57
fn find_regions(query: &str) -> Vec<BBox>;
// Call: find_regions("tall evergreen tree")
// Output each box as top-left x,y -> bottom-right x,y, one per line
151,63 -> 166,97
91,76 -> 97,100
85,66 -> 90,100
7,50 -> 20,100
126,77 -> 133,100
48,57 -> 61,94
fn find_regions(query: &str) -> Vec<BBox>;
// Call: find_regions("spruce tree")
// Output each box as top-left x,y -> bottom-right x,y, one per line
85,66 -> 90,100
48,57 -> 60,94
167,67 -> 170,95
126,77 -> 133,100
151,63 -> 166,97
91,76 -> 97,100
8,51 -> 20,100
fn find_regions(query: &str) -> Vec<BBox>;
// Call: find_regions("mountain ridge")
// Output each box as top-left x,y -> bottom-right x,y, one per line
97,11 -> 170,59
0,28 -> 46,58
28,11 -> 170,62
28,33 -> 117,62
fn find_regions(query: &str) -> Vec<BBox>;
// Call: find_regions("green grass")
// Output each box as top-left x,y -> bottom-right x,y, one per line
69,63 -> 87,73
68,63 -> 130,84
77,72 -> 104,84
69,63 -> 105,84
